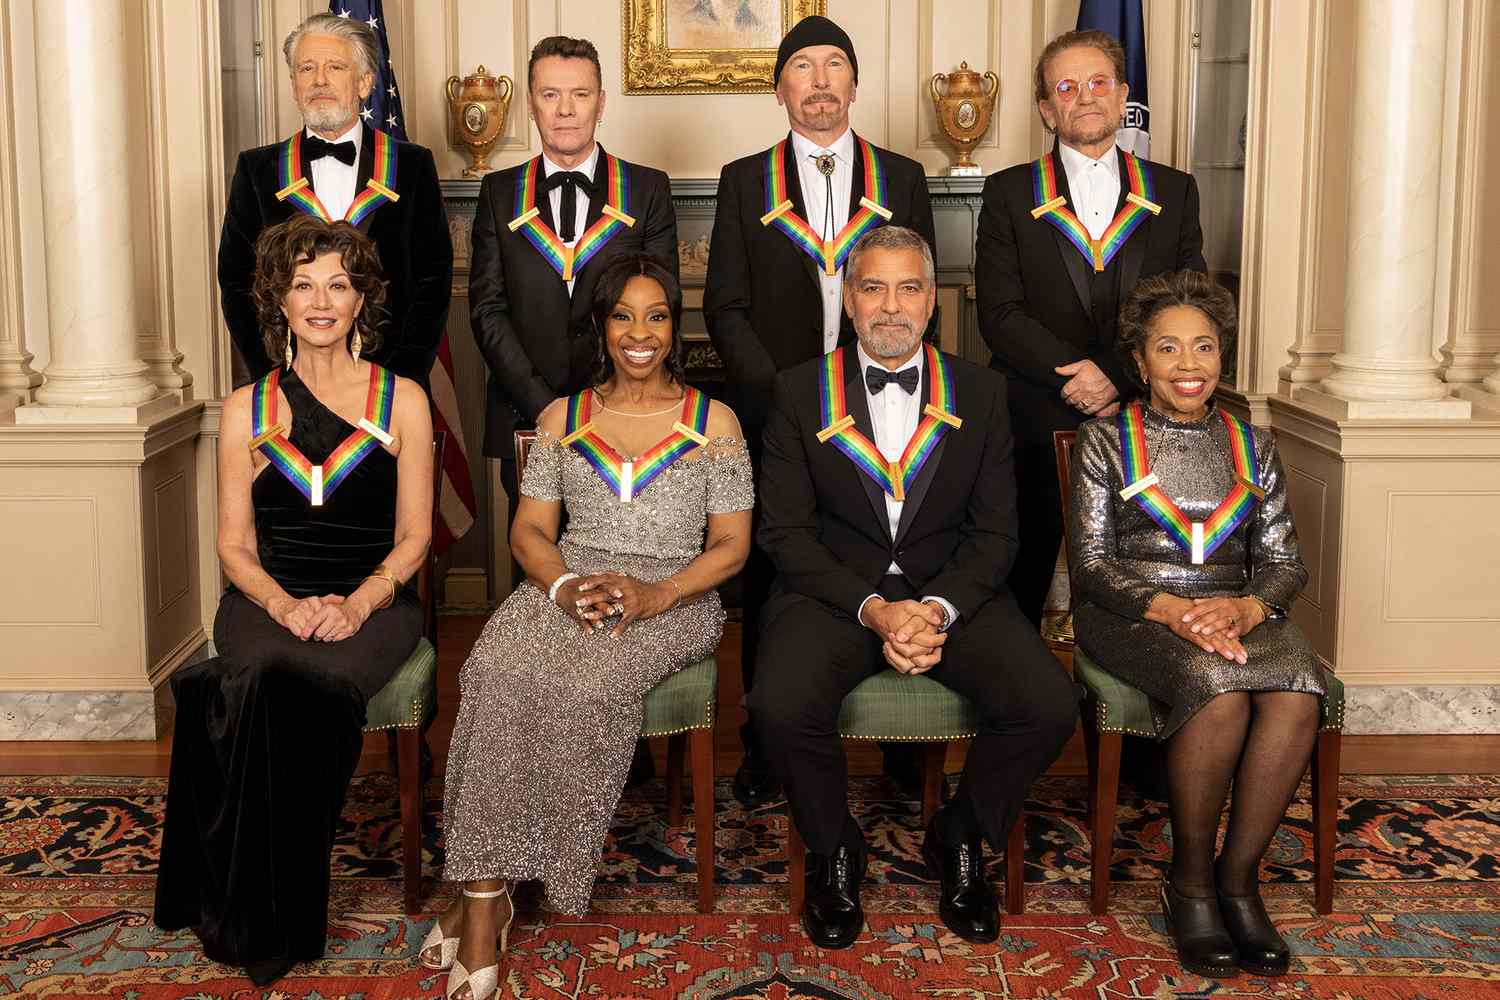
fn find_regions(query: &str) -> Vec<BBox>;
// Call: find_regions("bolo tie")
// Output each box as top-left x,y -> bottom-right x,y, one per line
812,152 -> 836,246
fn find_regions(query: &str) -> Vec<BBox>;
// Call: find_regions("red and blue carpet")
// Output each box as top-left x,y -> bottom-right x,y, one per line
3,774 -> 1498,998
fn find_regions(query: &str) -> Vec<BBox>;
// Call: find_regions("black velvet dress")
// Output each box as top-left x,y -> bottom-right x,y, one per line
153,367 -> 421,972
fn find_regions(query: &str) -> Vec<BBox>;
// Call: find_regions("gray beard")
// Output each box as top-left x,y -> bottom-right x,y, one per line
302,103 -> 357,134
860,322 -> 921,360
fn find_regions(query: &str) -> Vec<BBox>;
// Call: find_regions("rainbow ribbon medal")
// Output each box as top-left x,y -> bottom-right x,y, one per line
275,129 -> 400,226
1116,402 -> 1264,564
816,344 -> 962,503
1031,150 -> 1160,272
250,363 -> 396,506
507,153 -> 635,282
761,135 -> 893,276
560,387 -> 710,503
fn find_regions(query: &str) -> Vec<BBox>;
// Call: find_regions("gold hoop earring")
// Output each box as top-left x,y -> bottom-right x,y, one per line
351,328 -> 363,363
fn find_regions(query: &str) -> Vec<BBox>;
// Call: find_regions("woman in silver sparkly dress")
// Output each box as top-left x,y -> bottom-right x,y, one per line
423,256 -> 753,1000
1068,271 -> 1324,981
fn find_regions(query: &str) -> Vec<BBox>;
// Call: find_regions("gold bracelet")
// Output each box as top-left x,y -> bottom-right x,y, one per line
665,576 -> 683,610
366,563 -> 399,609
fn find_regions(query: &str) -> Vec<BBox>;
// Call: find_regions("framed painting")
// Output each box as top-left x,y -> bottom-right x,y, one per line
623,0 -> 828,94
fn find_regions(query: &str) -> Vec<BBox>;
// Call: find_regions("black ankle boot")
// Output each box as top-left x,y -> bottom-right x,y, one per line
1214,871 -> 1290,976
1161,881 -> 1239,979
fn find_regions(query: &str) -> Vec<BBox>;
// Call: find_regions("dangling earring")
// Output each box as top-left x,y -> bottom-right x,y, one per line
284,333 -> 294,368
351,328 -> 363,363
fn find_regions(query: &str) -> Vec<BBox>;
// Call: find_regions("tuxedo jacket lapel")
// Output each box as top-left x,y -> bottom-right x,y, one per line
777,138 -> 822,292
581,146 -> 608,231
838,348 -> 893,540
893,359 -> 949,547
352,127 -> 377,233
846,136 -> 865,220
1115,147 -> 1149,297
1045,146 -> 1094,319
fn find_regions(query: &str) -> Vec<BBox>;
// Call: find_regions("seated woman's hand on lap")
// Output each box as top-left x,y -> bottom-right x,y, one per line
1146,592 -> 1248,664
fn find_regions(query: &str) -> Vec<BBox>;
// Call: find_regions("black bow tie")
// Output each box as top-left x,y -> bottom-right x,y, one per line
304,134 -> 356,166
866,365 -> 919,395
542,170 -> 596,242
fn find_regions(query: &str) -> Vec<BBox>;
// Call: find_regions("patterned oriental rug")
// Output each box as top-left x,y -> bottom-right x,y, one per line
3,774 -> 1499,999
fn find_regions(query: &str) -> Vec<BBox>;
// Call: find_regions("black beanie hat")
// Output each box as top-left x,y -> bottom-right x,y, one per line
774,15 -> 858,86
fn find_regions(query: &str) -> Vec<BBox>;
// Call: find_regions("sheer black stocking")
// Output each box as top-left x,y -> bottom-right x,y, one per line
1217,691 -> 1320,896
1165,692 -> 1250,897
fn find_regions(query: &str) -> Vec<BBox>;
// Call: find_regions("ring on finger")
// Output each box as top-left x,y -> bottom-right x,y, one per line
612,601 -> 624,615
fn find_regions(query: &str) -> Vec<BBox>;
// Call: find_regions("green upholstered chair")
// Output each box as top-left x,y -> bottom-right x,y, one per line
516,429 -> 719,913
362,432 -> 446,915
1054,430 -> 1345,916
785,671 -> 1027,918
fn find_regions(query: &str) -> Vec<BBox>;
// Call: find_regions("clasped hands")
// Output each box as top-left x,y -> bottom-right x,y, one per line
268,593 -> 369,642
861,597 -> 947,675
554,572 -> 677,638
1055,359 -> 1119,417
1147,593 -> 1268,665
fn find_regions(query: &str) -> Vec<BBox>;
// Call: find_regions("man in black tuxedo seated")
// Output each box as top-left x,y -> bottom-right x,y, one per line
219,12 -> 451,389
747,226 -> 1077,948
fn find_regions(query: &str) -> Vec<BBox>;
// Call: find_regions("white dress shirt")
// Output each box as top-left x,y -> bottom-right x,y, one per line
543,143 -> 600,296
852,342 -> 959,631
306,122 -> 363,222
790,128 -> 855,352
1058,140 -> 1120,241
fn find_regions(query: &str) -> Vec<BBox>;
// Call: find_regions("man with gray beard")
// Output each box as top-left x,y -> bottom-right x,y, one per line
218,12 -> 451,390
748,226 -> 1076,949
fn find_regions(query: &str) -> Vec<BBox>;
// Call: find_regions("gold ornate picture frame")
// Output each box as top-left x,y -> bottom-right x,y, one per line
623,0 -> 827,95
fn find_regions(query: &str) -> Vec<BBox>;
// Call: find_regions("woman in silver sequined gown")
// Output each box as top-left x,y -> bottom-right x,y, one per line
425,257 -> 753,1000
1069,271 -> 1324,981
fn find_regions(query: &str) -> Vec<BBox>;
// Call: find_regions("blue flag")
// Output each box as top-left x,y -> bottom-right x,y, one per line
1076,0 -> 1149,158
329,1 -> 406,140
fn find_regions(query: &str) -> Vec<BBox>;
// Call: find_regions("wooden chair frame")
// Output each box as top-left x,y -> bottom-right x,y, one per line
515,428 -> 717,912
784,743 -> 1026,918
1054,429 -> 1341,915
374,430 -> 445,915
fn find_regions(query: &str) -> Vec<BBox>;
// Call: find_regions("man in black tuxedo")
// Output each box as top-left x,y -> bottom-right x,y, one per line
976,29 -> 1205,625
705,16 -> 935,806
748,226 -> 1076,949
469,35 -> 678,516
219,13 -> 452,390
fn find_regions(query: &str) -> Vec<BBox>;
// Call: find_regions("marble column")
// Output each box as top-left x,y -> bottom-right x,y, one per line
1300,0 -> 1469,418
20,0 -> 159,414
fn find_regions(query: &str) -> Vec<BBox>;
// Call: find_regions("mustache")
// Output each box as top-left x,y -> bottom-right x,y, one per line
803,94 -> 840,106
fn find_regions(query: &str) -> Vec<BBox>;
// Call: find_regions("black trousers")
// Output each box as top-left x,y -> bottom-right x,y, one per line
747,577 -> 1078,856
1007,437 -> 1065,627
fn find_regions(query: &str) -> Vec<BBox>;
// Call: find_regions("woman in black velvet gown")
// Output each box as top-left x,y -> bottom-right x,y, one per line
154,217 -> 433,986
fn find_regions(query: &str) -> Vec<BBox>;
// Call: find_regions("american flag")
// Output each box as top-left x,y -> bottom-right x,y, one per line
331,0 -> 476,553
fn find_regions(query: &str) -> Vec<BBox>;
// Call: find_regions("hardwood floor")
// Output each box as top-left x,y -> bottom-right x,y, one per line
2,615 -> 1496,777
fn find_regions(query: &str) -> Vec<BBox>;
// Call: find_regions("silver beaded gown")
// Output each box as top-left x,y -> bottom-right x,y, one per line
441,430 -> 753,914
1068,403 -> 1325,738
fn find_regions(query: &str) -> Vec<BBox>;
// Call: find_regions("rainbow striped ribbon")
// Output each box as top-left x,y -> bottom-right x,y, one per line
816,344 -> 962,503
1031,149 -> 1160,272
507,153 -> 635,282
275,129 -> 400,225
250,363 -> 396,507
1116,402 -> 1264,564
761,134 -> 893,276
560,386 -> 710,503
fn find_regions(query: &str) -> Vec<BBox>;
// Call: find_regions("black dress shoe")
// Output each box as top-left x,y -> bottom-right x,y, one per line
921,816 -> 1000,943
1216,887 -> 1290,976
803,844 -> 865,949
732,756 -> 781,808
1161,881 -> 1239,979
244,957 -> 294,987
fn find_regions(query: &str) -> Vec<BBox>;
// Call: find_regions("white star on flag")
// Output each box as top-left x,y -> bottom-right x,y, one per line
337,7 -> 351,17
367,16 -> 379,28
360,106 -> 374,122
388,84 -> 397,97
387,113 -> 398,129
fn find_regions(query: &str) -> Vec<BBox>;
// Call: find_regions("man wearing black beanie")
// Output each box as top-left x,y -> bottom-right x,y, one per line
704,13 -> 938,949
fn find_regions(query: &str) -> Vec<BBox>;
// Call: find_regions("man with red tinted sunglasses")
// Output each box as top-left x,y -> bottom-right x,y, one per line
973,29 -> 1206,628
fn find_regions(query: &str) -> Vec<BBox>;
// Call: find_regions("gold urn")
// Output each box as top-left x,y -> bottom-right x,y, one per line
929,62 -> 999,176
446,65 -> 514,178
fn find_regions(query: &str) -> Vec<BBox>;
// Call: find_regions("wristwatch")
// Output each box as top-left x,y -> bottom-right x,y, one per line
924,599 -> 954,632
